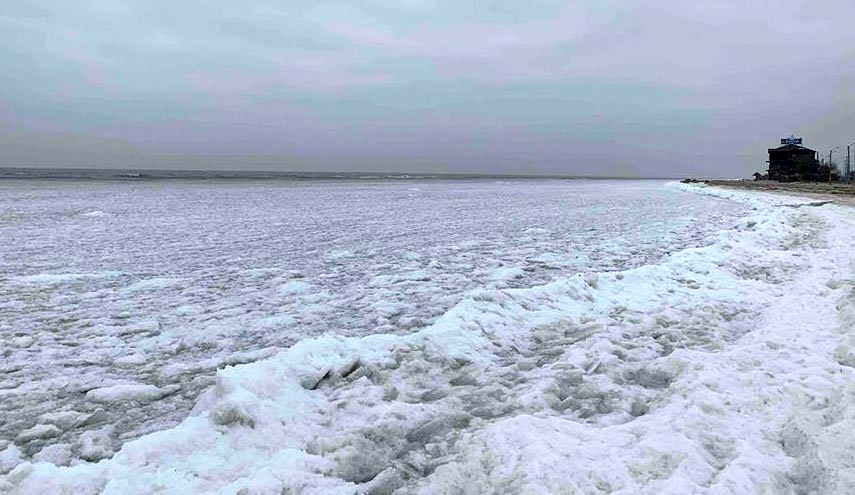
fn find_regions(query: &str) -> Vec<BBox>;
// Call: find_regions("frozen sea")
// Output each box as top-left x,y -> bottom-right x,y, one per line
3,176 -> 855,494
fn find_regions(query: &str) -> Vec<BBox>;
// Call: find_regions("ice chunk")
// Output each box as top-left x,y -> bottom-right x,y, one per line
74,428 -> 115,462
80,210 -> 107,217
13,271 -> 120,284
491,266 -> 524,282
0,444 -> 22,475
123,278 -> 181,292
16,425 -> 61,443
10,336 -> 33,348
113,353 -> 149,366
32,444 -> 72,466
85,383 -> 169,404
38,411 -> 92,431
279,280 -> 310,295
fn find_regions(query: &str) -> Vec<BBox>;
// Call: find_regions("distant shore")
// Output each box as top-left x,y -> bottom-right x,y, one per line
689,179 -> 855,205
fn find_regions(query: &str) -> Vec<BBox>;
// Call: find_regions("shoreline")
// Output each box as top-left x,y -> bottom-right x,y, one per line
692,180 -> 855,206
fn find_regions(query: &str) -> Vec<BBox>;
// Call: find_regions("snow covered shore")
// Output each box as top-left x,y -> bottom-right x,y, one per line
4,183 -> 855,494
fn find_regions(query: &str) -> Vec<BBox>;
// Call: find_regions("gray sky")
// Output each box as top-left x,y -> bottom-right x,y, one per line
1,1 -> 854,177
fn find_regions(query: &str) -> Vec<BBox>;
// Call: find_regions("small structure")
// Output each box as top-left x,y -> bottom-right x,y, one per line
767,137 -> 828,182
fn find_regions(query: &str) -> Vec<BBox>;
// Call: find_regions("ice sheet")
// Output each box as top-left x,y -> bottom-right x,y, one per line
0,179 -> 743,456
4,182 -> 855,493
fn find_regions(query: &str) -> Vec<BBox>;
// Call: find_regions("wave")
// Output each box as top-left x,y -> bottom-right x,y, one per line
4,184 -> 855,494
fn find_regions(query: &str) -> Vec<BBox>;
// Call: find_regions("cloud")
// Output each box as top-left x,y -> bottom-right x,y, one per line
1,0 -> 853,176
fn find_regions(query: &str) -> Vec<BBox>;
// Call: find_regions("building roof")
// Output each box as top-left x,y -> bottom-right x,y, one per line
768,144 -> 816,153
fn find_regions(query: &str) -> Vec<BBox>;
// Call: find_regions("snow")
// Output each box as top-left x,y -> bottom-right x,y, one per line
4,180 -> 855,493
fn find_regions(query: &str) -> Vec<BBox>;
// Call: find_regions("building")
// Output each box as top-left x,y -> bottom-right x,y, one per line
767,138 -> 828,182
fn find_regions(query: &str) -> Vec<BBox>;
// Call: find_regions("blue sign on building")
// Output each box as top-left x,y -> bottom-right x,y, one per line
781,136 -> 803,145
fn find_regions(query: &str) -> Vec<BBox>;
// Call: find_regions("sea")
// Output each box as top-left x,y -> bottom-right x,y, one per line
3,169 -> 855,494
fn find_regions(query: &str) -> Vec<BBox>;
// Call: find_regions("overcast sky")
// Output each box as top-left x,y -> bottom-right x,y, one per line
1,1 -> 854,177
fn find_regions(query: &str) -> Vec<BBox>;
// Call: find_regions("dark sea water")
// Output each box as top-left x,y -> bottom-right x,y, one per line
0,167 -> 676,182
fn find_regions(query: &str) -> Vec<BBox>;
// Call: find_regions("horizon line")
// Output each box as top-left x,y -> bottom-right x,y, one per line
0,165 -> 688,181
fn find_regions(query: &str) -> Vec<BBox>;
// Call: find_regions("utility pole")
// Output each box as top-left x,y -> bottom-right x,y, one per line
847,141 -> 855,182
828,149 -> 833,182
828,146 -> 841,181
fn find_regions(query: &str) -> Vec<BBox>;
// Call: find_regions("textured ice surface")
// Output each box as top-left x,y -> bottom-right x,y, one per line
5,182 -> 855,493
0,179 -> 744,459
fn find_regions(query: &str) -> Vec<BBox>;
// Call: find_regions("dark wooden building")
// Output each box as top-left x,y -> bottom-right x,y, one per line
767,142 -> 826,182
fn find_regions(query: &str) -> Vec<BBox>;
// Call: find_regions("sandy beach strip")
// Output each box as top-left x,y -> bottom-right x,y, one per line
693,180 -> 855,206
